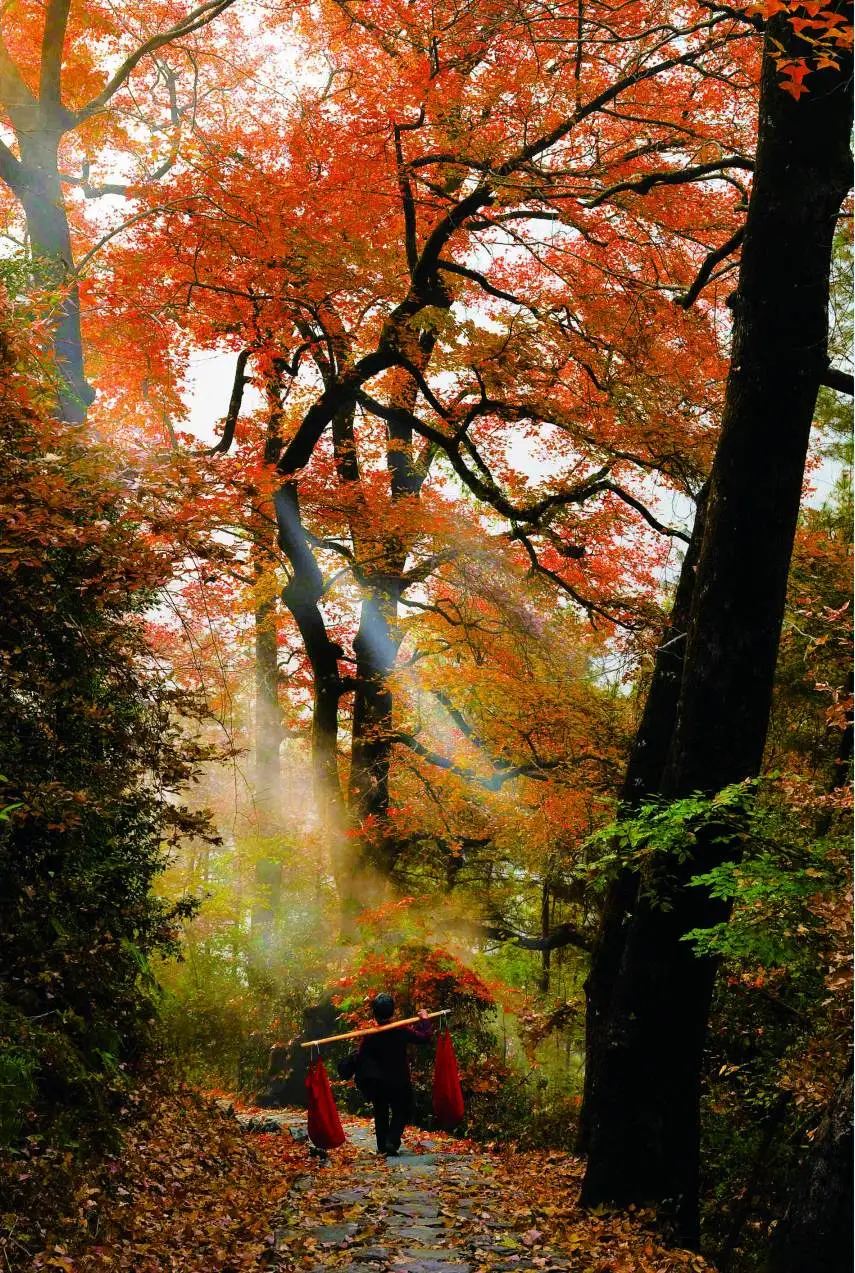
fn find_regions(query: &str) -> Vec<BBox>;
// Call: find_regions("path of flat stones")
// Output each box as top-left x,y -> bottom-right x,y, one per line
251,1114 -> 573,1273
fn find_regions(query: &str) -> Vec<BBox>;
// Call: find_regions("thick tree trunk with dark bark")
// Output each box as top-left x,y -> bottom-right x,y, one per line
578,486 -> 707,1152
581,12 -> 852,1246
767,1067 -> 854,1273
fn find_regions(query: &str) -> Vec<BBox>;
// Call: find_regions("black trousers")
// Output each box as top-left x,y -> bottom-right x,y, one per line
360,1080 -> 413,1152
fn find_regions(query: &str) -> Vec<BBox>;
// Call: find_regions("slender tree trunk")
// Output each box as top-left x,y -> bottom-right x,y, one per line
828,666 -> 853,795
249,396 -> 287,935
348,575 -> 403,871
16,135 -> 94,424
581,14 -> 852,1246
539,878 -> 552,994
347,329 -> 437,884
274,481 -> 354,911
253,590 -> 282,820
716,1093 -> 790,1273
250,581 -> 284,935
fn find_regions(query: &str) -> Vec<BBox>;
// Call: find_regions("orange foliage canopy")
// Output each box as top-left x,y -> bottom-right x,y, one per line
2,1 -> 847,908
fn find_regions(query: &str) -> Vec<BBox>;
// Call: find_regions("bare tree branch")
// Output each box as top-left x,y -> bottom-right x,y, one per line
513,525 -> 641,631
584,156 -> 753,208
393,730 -> 563,791
75,198 -> 199,273
0,136 -> 22,190
821,364 -> 854,396
678,226 -> 745,309
437,257 -> 538,311
499,20 -> 748,175
208,348 -> 251,454
356,390 -> 616,529
482,917 -> 594,953
596,481 -> 691,541
73,0 -> 238,125
400,550 -> 457,586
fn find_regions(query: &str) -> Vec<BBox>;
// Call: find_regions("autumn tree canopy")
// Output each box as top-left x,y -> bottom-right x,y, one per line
0,0 -> 851,1267
51,0 -> 767,910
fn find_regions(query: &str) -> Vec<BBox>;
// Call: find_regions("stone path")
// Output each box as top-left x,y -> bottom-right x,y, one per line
256,1114 -> 573,1273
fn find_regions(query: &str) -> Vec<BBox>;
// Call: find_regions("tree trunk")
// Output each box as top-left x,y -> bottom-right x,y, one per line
348,575 -> 403,873
250,584 -> 284,935
717,1093 -> 790,1272
578,484 -> 707,1152
254,592 -> 282,819
249,399 -> 287,935
767,1067 -> 853,1273
539,878 -> 552,994
274,481 -> 354,910
581,13 -> 852,1246
16,135 -> 94,424
347,329 -> 437,885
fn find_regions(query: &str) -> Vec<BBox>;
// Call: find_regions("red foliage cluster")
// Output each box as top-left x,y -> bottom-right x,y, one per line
334,942 -> 497,1025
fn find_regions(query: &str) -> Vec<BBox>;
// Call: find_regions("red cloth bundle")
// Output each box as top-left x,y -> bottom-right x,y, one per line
432,1025 -> 465,1129
306,1055 -> 346,1149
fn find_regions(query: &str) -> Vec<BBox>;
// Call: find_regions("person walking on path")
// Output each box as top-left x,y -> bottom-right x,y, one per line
355,993 -> 432,1156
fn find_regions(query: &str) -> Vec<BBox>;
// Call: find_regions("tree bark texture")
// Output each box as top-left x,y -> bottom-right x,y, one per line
347,329 -> 437,882
249,402 -> 287,934
274,481 -> 353,906
577,486 -> 707,1152
253,591 -> 283,822
767,1067 -> 853,1273
581,12 -> 852,1247
10,133 -> 94,423
348,574 -> 403,859
250,587 -> 284,934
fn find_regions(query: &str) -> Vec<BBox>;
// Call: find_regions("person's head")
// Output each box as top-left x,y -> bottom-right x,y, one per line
371,992 -> 394,1023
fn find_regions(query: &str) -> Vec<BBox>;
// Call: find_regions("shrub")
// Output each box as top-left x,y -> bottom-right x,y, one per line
0,315 -> 214,1152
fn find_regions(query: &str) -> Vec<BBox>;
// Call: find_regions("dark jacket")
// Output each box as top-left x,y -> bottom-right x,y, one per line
356,1018 -> 432,1090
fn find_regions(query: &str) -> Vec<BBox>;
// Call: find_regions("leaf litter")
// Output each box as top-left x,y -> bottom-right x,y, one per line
5,1093 -> 717,1272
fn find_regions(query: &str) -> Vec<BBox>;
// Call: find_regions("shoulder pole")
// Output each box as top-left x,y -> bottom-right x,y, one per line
300,1009 -> 449,1048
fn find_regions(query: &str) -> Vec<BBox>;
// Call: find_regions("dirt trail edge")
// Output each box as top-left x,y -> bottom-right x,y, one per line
240,1108 -> 715,1273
